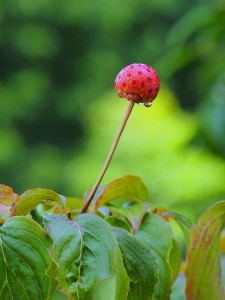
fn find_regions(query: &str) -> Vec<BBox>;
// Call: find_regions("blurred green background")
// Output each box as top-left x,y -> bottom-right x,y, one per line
0,0 -> 225,223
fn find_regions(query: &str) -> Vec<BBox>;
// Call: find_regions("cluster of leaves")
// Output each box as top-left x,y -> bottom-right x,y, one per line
0,175 -> 224,300
1,0 -> 225,195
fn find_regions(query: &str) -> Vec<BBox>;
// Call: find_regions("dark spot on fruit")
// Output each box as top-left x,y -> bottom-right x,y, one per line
131,80 -> 137,86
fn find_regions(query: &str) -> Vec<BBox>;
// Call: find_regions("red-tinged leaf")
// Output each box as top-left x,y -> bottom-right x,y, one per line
0,184 -> 19,206
10,188 -> 64,216
94,175 -> 149,211
185,201 -> 225,300
109,202 -> 150,233
0,185 -> 19,223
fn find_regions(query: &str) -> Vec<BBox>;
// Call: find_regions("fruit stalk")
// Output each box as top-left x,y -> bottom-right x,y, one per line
80,100 -> 135,213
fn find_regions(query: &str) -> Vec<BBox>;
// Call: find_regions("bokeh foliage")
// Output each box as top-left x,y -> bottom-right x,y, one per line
0,0 -> 225,221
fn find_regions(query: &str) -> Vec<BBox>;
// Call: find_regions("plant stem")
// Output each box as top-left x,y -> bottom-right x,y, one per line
30,209 -> 44,228
80,100 -> 135,213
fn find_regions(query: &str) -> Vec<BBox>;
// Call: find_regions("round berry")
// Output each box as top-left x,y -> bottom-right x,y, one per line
114,63 -> 160,105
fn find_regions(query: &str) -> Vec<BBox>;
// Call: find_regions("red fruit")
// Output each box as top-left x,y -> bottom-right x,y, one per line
114,63 -> 160,105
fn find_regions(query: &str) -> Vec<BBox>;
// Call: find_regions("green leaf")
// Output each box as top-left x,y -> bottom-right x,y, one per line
153,208 -> 192,247
0,216 -> 56,300
94,175 -> 149,211
109,202 -> 150,233
185,201 -> 225,300
165,211 -> 192,246
10,188 -> 64,216
114,227 -> 158,300
113,244 -> 130,299
93,244 -> 130,300
105,215 -> 132,232
169,239 -> 182,283
47,214 -> 117,300
135,213 -> 174,300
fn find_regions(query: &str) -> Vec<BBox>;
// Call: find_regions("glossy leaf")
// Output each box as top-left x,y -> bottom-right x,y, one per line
109,202 -> 150,233
47,214 -> 117,299
114,227 -> 158,300
10,188 -> 64,216
135,213 -> 174,300
185,201 -> 225,300
94,175 -> 149,211
0,216 -> 56,300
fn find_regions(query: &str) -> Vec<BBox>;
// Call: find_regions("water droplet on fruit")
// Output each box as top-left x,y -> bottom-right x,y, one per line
144,101 -> 152,107
138,102 -> 145,106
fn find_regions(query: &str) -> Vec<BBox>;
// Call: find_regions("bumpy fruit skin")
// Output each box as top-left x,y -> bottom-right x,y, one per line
114,63 -> 160,103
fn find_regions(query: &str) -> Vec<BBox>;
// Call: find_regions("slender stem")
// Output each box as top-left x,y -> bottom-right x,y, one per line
80,100 -> 135,213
